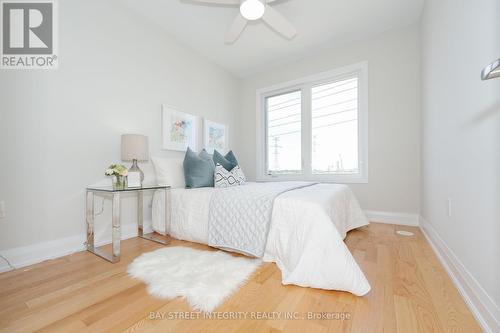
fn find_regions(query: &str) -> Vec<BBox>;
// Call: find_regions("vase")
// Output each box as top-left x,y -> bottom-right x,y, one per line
112,175 -> 126,190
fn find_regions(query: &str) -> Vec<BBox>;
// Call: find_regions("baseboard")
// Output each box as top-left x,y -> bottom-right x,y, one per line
364,210 -> 419,226
419,217 -> 500,333
0,210 -> 418,271
0,222 -> 153,273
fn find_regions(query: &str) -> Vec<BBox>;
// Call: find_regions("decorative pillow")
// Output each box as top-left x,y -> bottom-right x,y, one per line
199,149 -> 212,161
214,163 -> 246,188
213,150 -> 238,171
151,156 -> 186,188
232,165 -> 246,184
183,148 -> 215,188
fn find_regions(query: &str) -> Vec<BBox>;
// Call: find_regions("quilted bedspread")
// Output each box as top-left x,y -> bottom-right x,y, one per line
208,181 -> 316,257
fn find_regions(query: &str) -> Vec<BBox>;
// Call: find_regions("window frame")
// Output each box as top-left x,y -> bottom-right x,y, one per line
256,61 -> 369,183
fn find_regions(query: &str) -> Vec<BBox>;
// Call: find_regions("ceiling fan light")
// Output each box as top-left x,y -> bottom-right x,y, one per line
240,0 -> 265,21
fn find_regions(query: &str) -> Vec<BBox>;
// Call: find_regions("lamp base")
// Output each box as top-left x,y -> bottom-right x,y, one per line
129,159 -> 144,183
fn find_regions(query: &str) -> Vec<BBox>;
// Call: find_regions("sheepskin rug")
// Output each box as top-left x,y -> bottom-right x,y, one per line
127,246 -> 261,312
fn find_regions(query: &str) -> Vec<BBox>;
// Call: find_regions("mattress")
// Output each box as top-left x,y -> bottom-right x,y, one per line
152,183 -> 365,242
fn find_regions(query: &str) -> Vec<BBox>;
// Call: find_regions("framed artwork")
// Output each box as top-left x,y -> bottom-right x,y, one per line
127,172 -> 141,188
162,105 -> 198,151
204,119 -> 228,154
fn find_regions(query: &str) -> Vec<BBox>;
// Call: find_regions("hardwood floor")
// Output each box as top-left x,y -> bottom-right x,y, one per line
0,223 -> 481,333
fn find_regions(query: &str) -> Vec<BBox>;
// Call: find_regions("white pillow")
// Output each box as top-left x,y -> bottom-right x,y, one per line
214,163 -> 246,188
151,156 -> 186,188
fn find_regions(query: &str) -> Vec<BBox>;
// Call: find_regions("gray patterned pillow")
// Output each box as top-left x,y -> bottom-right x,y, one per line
214,163 -> 246,188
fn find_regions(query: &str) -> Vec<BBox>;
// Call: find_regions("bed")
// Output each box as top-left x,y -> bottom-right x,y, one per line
151,182 -> 371,296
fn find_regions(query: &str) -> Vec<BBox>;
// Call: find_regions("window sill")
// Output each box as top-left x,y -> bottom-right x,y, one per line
255,175 -> 368,184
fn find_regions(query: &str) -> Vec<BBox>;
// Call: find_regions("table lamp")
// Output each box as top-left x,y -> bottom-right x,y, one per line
121,134 -> 148,184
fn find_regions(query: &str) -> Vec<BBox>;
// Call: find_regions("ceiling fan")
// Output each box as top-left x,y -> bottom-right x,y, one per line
187,0 -> 297,44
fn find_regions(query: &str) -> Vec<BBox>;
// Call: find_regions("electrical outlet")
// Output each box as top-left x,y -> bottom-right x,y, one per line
0,201 -> 5,219
447,198 -> 452,217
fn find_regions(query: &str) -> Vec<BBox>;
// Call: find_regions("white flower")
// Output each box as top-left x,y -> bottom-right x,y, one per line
105,169 -> 114,175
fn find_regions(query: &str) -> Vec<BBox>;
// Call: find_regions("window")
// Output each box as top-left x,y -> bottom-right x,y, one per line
257,62 -> 368,183
311,78 -> 359,174
266,90 -> 302,175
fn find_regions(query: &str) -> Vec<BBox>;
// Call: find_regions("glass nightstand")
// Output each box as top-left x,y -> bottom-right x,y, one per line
85,184 -> 171,263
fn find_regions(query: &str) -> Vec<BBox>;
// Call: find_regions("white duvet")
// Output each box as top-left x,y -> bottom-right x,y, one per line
152,183 -> 371,296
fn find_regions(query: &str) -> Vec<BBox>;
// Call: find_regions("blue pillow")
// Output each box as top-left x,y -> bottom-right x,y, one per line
199,149 -> 212,161
213,150 -> 238,171
183,148 -> 215,188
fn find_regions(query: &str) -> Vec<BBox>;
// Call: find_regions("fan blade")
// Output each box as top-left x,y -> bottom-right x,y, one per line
188,0 -> 240,4
225,14 -> 248,44
262,6 -> 297,39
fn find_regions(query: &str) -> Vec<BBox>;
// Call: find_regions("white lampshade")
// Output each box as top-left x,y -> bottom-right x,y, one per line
121,134 -> 149,161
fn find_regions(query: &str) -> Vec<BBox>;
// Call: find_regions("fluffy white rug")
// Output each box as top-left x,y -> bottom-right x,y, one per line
127,246 -> 261,312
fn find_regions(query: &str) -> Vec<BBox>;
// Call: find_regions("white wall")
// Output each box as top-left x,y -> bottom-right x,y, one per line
421,0 -> 500,316
0,0 -> 240,253
235,24 -> 421,214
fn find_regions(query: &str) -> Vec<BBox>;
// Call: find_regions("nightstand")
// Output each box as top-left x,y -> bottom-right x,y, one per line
85,184 -> 171,263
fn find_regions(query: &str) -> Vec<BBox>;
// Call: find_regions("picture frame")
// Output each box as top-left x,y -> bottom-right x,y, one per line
127,172 -> 141,188
161,105 -> 198,151
204,119 -> 228,154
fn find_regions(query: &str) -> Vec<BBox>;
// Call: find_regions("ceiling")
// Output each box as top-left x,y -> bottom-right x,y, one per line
122,0 -> 424,78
